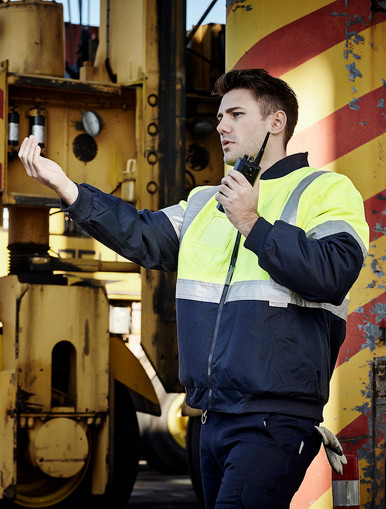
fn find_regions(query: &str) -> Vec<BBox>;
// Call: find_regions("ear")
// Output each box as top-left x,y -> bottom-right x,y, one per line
269,110 -> 287,135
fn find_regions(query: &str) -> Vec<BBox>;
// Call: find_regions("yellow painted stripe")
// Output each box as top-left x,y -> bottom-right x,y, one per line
359,457 -> 372,506
348,234 -> 386,314
283,24 -> 386,133
226,0 -> 334,70
306,488 -> 332,509
323,342 -> 386,434
322,134 -> 385,202
291,488 -> 333,509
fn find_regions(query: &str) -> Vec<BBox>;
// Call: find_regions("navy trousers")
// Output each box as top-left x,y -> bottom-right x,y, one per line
199,412 -> 321,509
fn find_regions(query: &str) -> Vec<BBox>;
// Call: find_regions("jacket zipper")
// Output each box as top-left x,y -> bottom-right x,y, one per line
206,231 -> 241,412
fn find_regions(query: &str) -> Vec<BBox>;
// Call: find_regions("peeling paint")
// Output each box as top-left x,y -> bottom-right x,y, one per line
359,359 -> 386,509
354,401 -> 371,416
340,7 -> 368,112
359,322 -> 379,351
371,302 -> 386,322
349,97 -> 360,110
377,98 -> 385,108
370,258 -> 385,277
344,48 -> 361,60
347,31 -> 365,45
346,62 -> 363,81
230,0 -> 253,12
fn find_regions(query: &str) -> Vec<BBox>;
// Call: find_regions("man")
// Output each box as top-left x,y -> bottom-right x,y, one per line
19,69 -> 369,508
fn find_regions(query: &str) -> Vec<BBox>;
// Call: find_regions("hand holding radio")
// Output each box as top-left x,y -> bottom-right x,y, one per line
216,133 -> 270,236
216,132 -> 270,214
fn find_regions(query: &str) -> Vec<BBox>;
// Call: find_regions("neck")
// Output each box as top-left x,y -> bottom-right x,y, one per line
259,145 -> 287,174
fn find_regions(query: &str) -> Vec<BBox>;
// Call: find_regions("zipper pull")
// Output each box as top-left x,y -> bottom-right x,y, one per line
201,410 -> 208,425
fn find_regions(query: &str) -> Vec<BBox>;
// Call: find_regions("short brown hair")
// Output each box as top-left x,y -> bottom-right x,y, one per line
212,69 -> 298,147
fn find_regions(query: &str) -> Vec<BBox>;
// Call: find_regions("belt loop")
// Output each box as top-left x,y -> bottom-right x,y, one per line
201,410 -> 208,425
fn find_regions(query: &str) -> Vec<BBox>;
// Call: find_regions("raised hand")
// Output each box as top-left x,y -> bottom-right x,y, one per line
18,135 -> 78,205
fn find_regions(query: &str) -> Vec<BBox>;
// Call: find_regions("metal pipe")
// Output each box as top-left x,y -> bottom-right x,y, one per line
186,0 -> 219,45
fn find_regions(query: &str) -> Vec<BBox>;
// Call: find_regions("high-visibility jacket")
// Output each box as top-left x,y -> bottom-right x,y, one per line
64,153 -> 369,422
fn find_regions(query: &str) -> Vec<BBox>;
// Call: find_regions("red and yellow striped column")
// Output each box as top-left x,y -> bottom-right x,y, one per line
226,1 -> 386,507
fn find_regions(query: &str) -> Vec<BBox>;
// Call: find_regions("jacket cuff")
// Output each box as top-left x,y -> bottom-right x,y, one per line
60,183 -> 94,222
244,217 -> 272,256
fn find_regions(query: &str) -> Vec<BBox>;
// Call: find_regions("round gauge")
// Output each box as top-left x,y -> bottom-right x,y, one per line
81,110 -> 102,137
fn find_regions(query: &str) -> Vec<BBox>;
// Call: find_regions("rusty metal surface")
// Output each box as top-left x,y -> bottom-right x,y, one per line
0,369 -> 16,499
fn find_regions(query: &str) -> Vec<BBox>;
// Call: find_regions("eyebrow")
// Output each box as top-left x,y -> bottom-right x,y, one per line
216,106 -> 244,120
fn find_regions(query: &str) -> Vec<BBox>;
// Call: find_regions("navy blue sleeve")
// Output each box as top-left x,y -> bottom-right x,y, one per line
244,218 -> 364,305
62,183 -> 179,272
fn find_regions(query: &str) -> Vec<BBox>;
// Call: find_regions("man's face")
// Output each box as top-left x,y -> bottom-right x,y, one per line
216,88 -> 270,166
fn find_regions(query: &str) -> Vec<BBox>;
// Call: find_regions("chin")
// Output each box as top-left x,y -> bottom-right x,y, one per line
223,155 -> 237,166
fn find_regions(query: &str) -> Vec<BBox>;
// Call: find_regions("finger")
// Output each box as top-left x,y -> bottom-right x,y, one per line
26,137 -> 40,176
228,169 -> 250,186
18,137 -> 35,174
220,175 -> 235,189
18,136 -> 29,157
218,183 -> 232,201
18,136 -> 33,162
31,142 -> 42,171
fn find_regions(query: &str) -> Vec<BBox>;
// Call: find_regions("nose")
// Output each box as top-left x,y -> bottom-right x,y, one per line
216,117 -> 230,135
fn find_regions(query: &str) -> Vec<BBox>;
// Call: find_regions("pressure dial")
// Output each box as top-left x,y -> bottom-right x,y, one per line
81,110 -> 102,137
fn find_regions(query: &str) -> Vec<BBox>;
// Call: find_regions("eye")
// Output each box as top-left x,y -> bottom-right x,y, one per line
233,111 -> 243,118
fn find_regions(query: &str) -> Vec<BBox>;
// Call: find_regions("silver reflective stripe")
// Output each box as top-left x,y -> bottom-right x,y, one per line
180,187 -> 219,241
280,171 -> 327,225
228,280 -> 348,320
307,220 -> 368,259
160,204 -> 185,239
176,278 -> 349,320
332,480 -> 360,506
176,278 -> 223,303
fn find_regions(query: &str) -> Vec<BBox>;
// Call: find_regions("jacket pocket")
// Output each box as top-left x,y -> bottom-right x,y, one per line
264,304 -> 330,396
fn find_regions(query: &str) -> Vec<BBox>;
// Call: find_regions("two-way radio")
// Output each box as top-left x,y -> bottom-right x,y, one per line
217,131 -> 270,213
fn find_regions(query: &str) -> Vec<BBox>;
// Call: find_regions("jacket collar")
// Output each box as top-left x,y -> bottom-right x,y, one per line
261,152 -> 309,180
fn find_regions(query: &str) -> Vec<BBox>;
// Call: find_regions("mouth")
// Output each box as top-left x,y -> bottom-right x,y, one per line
221,139 -> 233,150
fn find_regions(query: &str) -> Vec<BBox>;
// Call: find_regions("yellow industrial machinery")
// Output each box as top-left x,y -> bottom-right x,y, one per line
0,0 -> 224,506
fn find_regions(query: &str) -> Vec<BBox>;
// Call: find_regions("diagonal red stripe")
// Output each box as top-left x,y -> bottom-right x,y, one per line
364,190 -> 386,243
231,0 -> 383,76
338,412 -> 384,458
339,293 -> 386,368
338,414 -> 370,454
288,86 -> 386,168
